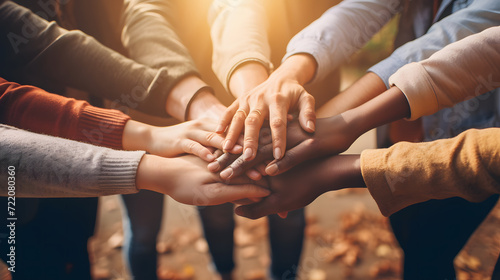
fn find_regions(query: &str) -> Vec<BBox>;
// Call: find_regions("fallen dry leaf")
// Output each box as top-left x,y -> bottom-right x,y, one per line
235,228 -> 254,247
308,268 -> 326,280
244,269 -> 266,280
157,240 -> 175,254
92,266 -> 111,280
375,244 -> 392,258
107,232 -> 123,249
369,260 -> 401,278
240,246 -> 258,259
194,239 -> 208,253
456,253 -> 482,272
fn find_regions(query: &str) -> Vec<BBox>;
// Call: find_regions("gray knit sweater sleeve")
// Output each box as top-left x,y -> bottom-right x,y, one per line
0,124 -> 144,197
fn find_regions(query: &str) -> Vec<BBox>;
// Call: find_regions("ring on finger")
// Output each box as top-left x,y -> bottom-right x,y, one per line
236,109 -> 248,118
252,109 -> 262,116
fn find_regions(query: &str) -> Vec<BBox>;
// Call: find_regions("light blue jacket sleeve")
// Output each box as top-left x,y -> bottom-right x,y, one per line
283,0 -> 402,83
370,0 -> 500,88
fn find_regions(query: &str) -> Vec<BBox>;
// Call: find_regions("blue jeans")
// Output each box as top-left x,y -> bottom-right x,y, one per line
121,190 -> 164,280
198,203 -> 305,279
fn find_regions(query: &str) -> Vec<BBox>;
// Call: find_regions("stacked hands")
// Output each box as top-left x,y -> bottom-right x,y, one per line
134,60 -> 368,219
207,115 -> 364,219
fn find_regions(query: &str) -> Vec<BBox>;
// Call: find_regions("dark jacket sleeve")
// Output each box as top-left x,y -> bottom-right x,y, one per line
0,1 -> 182,117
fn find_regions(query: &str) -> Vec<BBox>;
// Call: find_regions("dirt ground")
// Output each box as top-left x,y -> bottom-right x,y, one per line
89,130 -> 500,280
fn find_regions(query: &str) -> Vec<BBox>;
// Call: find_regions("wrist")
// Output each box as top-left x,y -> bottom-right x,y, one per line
122,120 -> 154,152
187,89 -> 225,120
166,75 -> 209,121
322,155 -> 364,192
228,62 -> 269,97
136,154 -> 175,193
276,53 -> 317,85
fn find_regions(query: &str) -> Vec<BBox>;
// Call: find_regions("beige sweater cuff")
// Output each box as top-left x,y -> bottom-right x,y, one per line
389,63 -> 439,121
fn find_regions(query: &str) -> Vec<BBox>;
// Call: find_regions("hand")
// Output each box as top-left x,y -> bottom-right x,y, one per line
217,54 -> 318,162
212,115 -> 362,180
235,155 -> 364,219
137,154 -> 270,206
123,118 -> 242,162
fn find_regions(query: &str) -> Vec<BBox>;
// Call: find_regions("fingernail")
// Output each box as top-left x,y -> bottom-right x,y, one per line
206,154 -> 215,161
220,168 -> 233,179
278,212 -> 288,219
223,140 -> 232,151
233,144 -> 243,153
216,124 -> 225,133
307,120 -> 315,131
208,161 -> 220,171
243,148 -> 253,161
265,164 -> 278,175
273,147 -> 282,160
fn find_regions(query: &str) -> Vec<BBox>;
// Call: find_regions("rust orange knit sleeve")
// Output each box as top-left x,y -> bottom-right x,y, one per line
0,77 -> 130,150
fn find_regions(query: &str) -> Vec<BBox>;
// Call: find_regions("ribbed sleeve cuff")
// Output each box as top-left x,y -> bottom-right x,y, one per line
389,63 -> 439,120
76,105 -> 130,150
98,150 -> 145,195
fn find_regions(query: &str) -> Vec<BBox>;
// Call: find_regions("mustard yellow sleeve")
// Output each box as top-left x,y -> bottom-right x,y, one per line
361,128 -> 500,216
208,0 -> 272,92
389,26 -> 500,120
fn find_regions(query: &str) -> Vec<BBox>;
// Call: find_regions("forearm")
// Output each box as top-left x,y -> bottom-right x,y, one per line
369,0 -> 500,87
361,127 -> 500,216
389,26 -> 500,120
0,78 -> 130,149
284,0 -> 400,83
317,72 -> 387,117
341,86 -> 410,136
209,0 -> 271,91
319,155 -> 365,193
0,1 -> 176,117
121,0 -> 198,71
0,124 -> 143,198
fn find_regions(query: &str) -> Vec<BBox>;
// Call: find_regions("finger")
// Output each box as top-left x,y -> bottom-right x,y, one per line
234,198 -> 277,219
277,212 -> 288,219
216,102 -> 238,133
231,197 -> 262,205
204,184 -> 270,206
189,130 -> 227,151
182,140 -> 215,162
256,164 -> 267,176
269,100 -> 288,160
208,152 -> 239,172
265,139 -> 317,176
297,93 -> 316,133
214,149 -> 224,158
245,169 -> 262,181
243,108 -> 267,161
258,127 -> 272,145
223,107 -> 248,152
220,143 -> 274,180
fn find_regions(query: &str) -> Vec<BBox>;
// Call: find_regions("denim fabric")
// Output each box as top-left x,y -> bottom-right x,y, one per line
121,190 -> 164,280
198,204 -> 305,280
